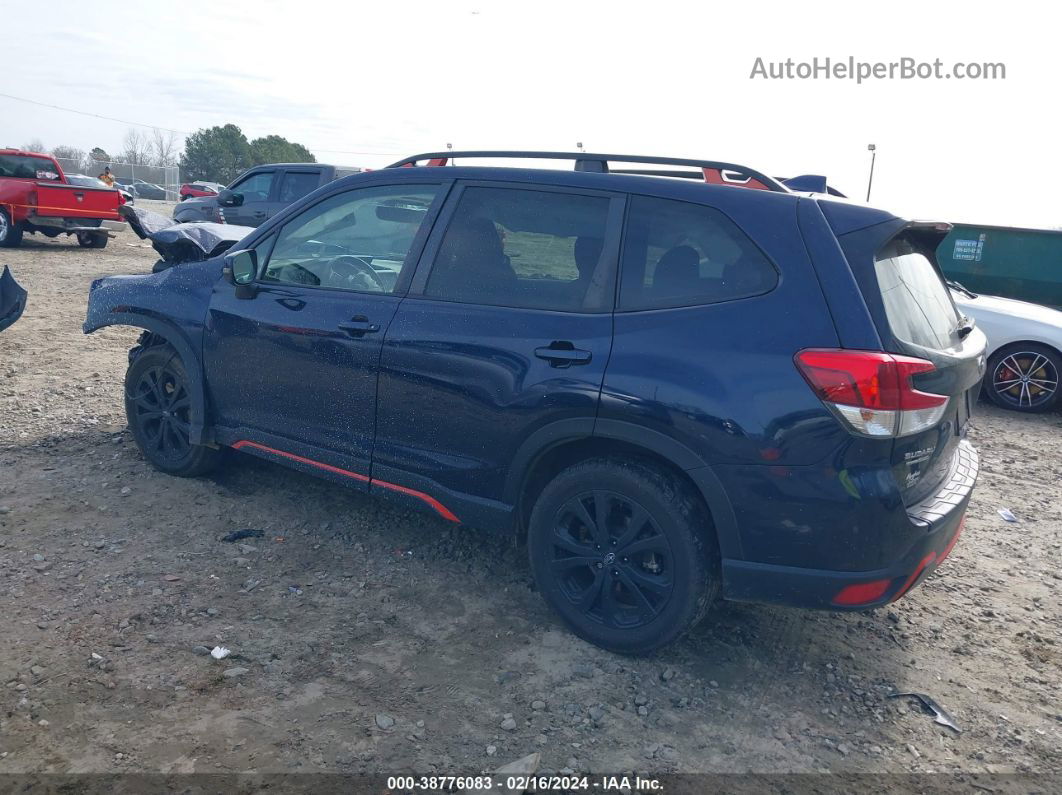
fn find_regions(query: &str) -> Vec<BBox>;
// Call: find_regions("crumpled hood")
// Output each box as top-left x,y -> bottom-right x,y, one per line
119,204 -> 254,263
0,265 -> 28,333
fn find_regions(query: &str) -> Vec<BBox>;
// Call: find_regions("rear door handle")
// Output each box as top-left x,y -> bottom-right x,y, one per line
337,316 -> 380,336
534,343 -> 592,367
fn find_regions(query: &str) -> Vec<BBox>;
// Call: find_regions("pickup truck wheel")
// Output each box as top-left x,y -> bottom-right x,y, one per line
0,209 -> 23,248
527,458 -> 719,654
125,344 -> 220,477
76,232 -> 108,249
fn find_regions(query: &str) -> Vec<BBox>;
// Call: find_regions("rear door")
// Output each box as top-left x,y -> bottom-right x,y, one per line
373,182 -> 623,522
841,225 -> 987,504
224,169 -> 278,227
276,169 -> 327,214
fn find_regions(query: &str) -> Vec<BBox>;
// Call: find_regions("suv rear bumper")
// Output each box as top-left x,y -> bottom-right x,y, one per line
720,439 -> 978,610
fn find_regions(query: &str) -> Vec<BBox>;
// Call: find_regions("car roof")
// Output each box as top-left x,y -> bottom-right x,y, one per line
0,149 -> 55,157
341,163 -> 807,207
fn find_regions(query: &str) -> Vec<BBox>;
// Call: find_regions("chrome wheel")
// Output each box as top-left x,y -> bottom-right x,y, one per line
991,351 -> 1058,409
0,210 -> 8,242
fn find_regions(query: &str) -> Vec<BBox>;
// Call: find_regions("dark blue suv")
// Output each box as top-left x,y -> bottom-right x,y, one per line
85,151 -> 986,653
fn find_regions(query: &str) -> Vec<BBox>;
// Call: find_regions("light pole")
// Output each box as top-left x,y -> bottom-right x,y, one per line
865,143 -> 877,202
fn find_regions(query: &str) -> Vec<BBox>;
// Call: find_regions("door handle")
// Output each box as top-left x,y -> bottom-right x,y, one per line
534,342 -> 592,367
252,211 -> 267,218
337,316 -> 380,336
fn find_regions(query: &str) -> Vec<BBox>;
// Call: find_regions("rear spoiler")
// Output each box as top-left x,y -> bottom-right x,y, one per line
779,175 -> 847,197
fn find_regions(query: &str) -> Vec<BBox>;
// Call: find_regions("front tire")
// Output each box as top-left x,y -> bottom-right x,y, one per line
985,344 -> 1061,413
125,344 -> 220,477
528,459 -> 718,654
0,209 -> 23,248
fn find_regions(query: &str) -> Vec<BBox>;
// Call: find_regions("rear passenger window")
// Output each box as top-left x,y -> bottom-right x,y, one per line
424,187 -> 612,311
279,172 -> 321,203
618,195 -> 777,311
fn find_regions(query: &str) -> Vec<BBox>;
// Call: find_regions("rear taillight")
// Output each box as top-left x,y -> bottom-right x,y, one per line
795,349 -> 949,438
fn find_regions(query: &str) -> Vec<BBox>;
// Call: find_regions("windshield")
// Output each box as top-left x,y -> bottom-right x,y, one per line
0,154 -> 61,181
875,237 -> 960,349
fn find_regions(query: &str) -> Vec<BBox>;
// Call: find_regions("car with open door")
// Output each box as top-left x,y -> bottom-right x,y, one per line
85,150 -> 986,653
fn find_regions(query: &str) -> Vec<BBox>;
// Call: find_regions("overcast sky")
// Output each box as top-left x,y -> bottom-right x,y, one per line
4,0 -> 1058,227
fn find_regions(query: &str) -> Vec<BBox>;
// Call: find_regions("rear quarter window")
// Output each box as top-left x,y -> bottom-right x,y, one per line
875,238 -> 959,349
618,195 -> 777,311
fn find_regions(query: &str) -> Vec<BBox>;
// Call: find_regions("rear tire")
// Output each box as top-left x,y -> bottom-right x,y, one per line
985,343 -> 1061,413
0,209 -> 23,248
76,232 -> 108,249
527,458 -> 718,654
125,344 -> 220,477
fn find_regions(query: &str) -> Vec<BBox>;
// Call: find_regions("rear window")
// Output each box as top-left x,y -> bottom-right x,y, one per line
875,238 -> 959,349
0,154 -> 61,181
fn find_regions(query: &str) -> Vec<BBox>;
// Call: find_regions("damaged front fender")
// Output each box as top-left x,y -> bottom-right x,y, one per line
84,259 -> 225,446
0,265 -> 28,333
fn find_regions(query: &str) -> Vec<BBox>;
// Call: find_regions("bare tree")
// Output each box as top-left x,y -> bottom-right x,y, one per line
120,129 -> 151,165
149,128 -> 180,167
49,145 -> 87,173
22,138 -> 46,153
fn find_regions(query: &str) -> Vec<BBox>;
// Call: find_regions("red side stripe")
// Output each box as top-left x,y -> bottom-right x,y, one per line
231,440 -> 460,523
371,479 -> 461,524
232,440 -> 369,482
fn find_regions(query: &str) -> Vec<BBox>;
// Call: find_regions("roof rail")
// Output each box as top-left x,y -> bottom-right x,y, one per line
386,151 -> 790,193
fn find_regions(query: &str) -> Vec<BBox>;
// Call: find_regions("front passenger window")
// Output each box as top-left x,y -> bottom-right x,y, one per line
231,171 -> 275,202
261,185 -> 441,293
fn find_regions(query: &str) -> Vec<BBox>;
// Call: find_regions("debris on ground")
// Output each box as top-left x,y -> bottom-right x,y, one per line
888,692 -> 962,733
210,646 -> 231,660
997,508 -> 1019,523
221,528 -> 265,543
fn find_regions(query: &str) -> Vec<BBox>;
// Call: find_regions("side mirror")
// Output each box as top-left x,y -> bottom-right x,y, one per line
224,249 -> 258,299
227,249 -> 257,284
218,189 -> 243,207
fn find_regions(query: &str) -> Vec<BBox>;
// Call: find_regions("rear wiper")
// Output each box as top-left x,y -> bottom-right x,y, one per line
946,279 -> 978,299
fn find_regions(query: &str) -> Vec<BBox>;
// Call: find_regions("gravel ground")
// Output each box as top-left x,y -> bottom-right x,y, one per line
1,213 -> 1060,782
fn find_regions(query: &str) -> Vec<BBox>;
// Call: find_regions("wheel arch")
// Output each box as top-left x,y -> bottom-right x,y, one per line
507,420 -> 742,559
987,338 -> 1062,360
86,312 -> 212,445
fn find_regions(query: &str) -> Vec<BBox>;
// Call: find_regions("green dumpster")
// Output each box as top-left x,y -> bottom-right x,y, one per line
937,224 -> 1062,308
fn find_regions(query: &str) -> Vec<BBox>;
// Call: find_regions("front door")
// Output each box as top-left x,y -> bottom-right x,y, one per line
224,169 -> 277,227
204,182 -> 446,479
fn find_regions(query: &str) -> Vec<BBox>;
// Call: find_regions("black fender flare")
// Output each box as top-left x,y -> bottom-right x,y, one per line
504,418 -> 743,559
86,312 -> 212,445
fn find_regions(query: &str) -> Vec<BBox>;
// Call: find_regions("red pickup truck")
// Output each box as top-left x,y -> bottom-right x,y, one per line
0,149 -> 126,249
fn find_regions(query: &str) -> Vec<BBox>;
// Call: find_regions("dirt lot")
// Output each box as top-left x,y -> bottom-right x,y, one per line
1,211 -> 1060,782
